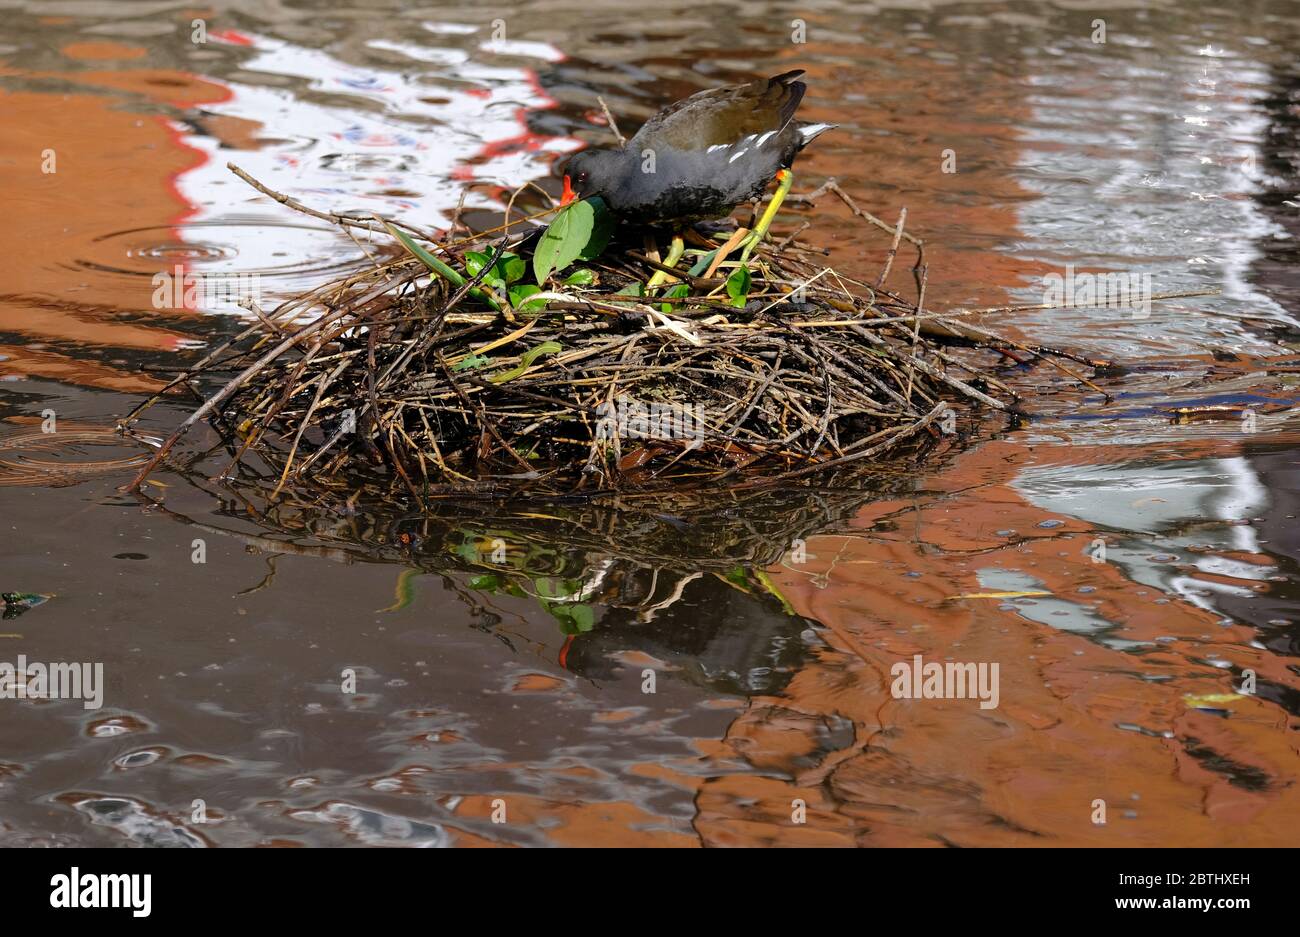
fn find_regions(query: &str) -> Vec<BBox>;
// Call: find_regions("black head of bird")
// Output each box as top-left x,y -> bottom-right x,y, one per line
561,147 -> 625,206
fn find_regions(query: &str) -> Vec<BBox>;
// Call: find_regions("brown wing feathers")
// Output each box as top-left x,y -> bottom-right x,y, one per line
636,71 -> 808,150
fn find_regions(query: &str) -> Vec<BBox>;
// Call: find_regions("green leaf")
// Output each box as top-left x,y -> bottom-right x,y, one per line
383,222 -> 501,311
688,250 -> 718,277
752,568 -> 796,616
723,566 -> 750,589
568,603 -> 595,632
489,340 -> 562,384
576,196 -> 614,261
468,573 -> 501,591
563,268 -> 597,286
533,198 -> 612,283
498,252 -> 526,284
453,353 -> 491,372
660,282 -> 689,315
614,281 -> 643,297
467,250 -> 525,287
549,602 -> 595,635
508,283 -> 546,313
726,265 -> 752,308
464,251 -> 492,278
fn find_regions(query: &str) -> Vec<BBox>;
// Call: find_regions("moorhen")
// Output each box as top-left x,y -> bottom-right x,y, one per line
562,69 -> 832,267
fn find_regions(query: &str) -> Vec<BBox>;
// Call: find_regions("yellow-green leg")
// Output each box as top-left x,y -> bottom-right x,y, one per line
646,233 -> 686,291
738,168 -> 793,264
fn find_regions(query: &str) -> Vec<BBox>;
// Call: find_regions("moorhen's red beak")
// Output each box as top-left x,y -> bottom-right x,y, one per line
560,174 -> 576,206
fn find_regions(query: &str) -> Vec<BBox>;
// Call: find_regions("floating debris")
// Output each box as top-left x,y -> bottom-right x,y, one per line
1,592 -> 52,621
950,590 -> 1052,600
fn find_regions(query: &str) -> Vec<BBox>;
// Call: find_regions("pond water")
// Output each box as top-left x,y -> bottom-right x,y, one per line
1,0 -> 1298,846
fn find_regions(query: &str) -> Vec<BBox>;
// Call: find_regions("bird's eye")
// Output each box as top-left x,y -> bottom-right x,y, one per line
577,171 -> 589,184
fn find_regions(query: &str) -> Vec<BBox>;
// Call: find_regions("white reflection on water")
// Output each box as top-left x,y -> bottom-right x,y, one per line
1012,456 -> 1273,618
169,25 -> 578,313
1010,28 -> 1296,356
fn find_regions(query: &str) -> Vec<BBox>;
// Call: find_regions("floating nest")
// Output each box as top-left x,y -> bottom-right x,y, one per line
123,165 -> 1125,503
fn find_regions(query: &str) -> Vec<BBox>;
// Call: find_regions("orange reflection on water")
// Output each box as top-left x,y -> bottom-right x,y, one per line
0,42 -> 230,392
685,436 -> 1300,847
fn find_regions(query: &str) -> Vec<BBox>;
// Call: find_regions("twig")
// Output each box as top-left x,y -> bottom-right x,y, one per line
597,96 -> 627,148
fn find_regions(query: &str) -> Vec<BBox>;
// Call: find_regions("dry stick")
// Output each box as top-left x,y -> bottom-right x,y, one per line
123,271 -> 414,492
811,185 -> 1113,394
946,287 -> 1218,319
624,251 -> 725,289
861,247 -> 1109,394
230,320 -> 346,471
223,395 -> 308,481
904,257 -> 928,404
810,179 -> 925,249
703,227 -> 752,280
227,162 -> 441,243
723,351 -> 785,438
240,299 -> 287,337
749,401 -> 949,486
121,199 -> 420,427
434,232 -> 508,327
435,352 -> 536,474
876,206 -> 907,290
721,335 -> 910,468
366,322 -> 422,503
812,199 -> 929,403
597,96 -> 627,148
929,314 -> 1107,395
792,319 -> 918,413
416,409 -> 474,483
926,344 -> 1019,399
749,267 -> 834,317
458,374 -> 585,411
235,160 -> 558,259
444,204 -> 562,250
775,221 -> 811,253
296,407 -> 360,476
120,315 -> 276,425
803,348 -> 836,459
591,337 -> 642,479
451,186 -> 471,236
782,331 -> 866,451
270,357 -> 350,498
846,321 -> 1005,411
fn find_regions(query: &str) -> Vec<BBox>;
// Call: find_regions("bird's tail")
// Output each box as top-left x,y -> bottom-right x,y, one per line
795,121 -> 837,146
